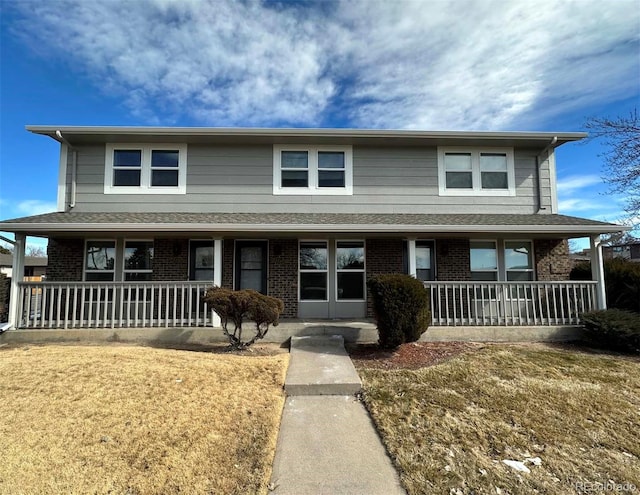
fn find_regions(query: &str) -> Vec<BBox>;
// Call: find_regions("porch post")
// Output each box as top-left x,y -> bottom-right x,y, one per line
407,238 -> 417,277
590,234 -> 607,310
8,234 -> 26,328
212,239 -> 222,327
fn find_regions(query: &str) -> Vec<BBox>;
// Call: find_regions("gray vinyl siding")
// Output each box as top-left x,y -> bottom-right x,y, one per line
67,144 -> 552,214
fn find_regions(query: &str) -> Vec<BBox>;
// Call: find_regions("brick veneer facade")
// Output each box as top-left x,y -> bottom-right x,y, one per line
268,239 -> 298,318
534,239 -> 571,281
365,238 -> 405,317
222,240 -> 234,289
47,238 -> 84,281
152,238 -> 188,281
436,239 -> 471,280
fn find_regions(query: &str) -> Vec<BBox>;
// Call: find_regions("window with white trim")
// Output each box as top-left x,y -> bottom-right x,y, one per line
336,241 -> 365,300
505,241 -> 534,281
438,147 -> 515,196
105,144 -> 187,194
273,145 -> 353,195
470,241 -> 498,281
85,240 -> 116,282
470,239 -> 536,281
123,241 -> 154,281
299,241 -> 328,301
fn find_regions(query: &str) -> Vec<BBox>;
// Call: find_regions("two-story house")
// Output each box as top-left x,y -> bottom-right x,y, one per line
0,127 -> 627,337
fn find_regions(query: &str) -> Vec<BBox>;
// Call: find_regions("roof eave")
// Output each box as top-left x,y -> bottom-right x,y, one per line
25,125 -> 588,143
0,222 -> 628,236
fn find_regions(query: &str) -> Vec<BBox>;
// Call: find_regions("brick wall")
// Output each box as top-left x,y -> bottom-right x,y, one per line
152,238 -> 188,281
436,239 -> 470,280
222,240 -> 234,289
366,238 -> 405,317
268,239 -> 298,318
535,239 -> 571,281
47,238 -> 84,281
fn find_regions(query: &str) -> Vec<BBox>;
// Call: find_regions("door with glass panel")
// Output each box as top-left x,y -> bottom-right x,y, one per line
298,240 -> 367,318
190,241 -> 215,281
235,241 -> 268,294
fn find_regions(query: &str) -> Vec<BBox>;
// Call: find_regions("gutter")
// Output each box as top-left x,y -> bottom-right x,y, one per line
536,136 -> 558,213
54,131 -> 77,209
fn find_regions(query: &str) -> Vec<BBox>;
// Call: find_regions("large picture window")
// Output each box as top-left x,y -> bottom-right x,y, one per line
438,147 -> 515,196
105,143 -> 187,194
299,241 -> 328,301
336,241 -> 365,300
273,145 -> 353,195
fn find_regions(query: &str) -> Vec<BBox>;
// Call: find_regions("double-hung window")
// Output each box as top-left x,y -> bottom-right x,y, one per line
438,147 -> 515,196
273,145 -> 353,195
105,144 -> 187,194
123,241 -> 154,281
470,240 -> 535,282
84,240 -> 154,281
505,241 -> 534,281
85,240 -> 116,282
470,241 -> 499,281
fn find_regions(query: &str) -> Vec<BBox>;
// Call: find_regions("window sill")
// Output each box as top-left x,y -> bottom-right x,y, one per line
273,187 -> 353,196
104,186 -> 187,195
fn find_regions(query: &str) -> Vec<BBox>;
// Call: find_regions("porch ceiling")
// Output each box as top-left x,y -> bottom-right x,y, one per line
0,211 -> 628,237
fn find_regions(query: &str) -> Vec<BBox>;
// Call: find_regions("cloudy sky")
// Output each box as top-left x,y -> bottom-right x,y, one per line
0,0 -> 639,249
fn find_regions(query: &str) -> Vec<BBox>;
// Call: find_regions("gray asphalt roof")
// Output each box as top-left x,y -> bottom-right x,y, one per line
0,211 -> 626,238
0,211 -> 616,226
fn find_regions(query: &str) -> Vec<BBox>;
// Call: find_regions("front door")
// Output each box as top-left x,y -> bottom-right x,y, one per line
235,241 -> 268,294
298,240 -> 367,319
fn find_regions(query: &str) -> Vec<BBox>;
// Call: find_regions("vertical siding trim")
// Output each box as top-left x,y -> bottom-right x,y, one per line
57,143 -> 68,212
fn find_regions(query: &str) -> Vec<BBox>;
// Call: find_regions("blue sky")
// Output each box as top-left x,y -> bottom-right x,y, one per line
0,0 -> 639,252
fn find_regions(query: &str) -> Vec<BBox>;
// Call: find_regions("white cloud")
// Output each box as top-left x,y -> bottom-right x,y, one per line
14,200 -> 57,217
557,175 -> 602,195
8,0 -> 640,129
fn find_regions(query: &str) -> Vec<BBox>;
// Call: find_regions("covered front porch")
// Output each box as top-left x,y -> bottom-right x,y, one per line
0,211 -> 623,335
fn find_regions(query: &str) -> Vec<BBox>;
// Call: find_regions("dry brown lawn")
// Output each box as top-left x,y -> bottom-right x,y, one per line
0,344 -> 288,495
357,344 -> 640,495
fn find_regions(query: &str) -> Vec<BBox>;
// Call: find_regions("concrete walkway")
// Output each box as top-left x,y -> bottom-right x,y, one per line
270,336 -> 405,495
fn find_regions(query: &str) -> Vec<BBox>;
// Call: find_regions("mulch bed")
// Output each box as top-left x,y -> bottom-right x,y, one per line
346,341 -> 481,370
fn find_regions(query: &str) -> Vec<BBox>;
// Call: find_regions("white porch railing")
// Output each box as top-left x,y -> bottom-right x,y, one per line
423,281 -> 598,326
16,281 -> 217,329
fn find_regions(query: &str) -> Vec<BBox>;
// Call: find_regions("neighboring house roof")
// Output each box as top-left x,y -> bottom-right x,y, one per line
0,211 -> 626,236
0,253 -> 48,267
26,125 -> 586,148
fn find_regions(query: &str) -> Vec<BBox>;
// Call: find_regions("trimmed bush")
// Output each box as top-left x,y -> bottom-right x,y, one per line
203,287 -> 284,349
581,309 -> 640,354
570,258 -> 640,313
367,274 -> 430,349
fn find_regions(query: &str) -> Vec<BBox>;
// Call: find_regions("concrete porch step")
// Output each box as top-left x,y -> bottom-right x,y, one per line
284,335 -> 362,396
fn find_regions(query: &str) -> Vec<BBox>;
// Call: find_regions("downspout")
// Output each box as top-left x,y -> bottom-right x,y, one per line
55,130 -> 77,209
536,136 -> 557,214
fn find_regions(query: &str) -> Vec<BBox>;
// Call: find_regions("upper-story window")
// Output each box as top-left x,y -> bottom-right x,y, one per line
438,147 -> 515,196
273,145 -> 353,195
104,144 -> 187,194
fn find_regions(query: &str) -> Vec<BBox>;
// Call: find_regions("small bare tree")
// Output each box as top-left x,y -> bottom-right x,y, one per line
203,287 -> 284,349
